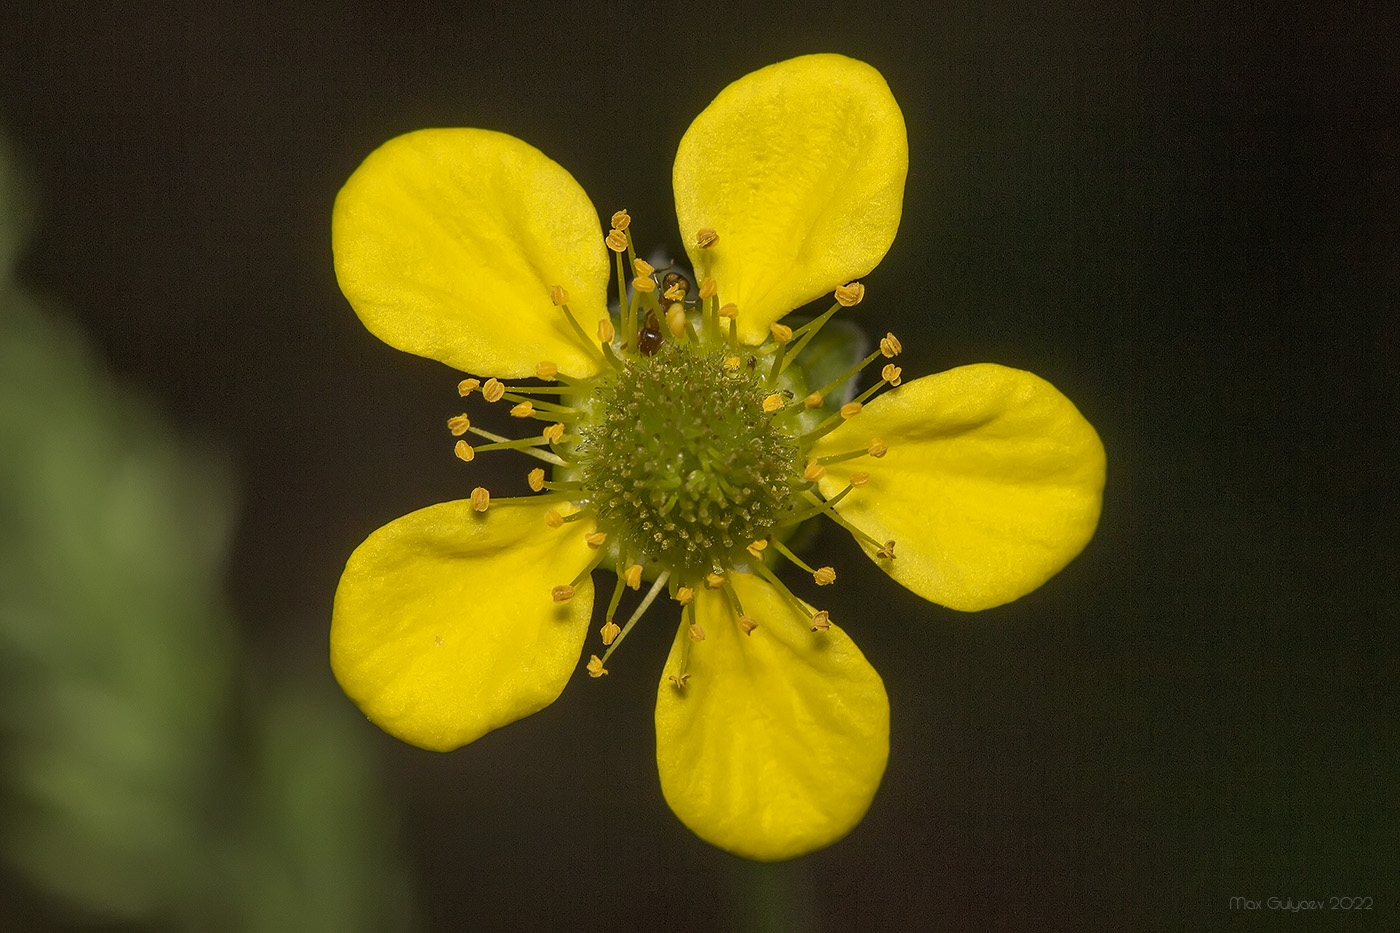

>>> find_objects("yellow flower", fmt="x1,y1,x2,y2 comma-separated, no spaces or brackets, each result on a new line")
329,54,1106,861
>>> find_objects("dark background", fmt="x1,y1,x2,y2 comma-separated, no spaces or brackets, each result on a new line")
3,0,1397,928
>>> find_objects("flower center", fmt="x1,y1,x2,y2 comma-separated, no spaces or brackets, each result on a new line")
579,342,799,577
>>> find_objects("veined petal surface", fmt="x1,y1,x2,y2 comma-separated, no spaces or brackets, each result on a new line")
331,500,596,752
655,573,888,861
674,54,907,344
813,364,1105,611
333,128,610,378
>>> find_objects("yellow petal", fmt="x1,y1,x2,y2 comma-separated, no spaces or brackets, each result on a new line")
813,364,1106,611
673,54,907,344
331,499,596,752
333,129,609,378
655,573,888,861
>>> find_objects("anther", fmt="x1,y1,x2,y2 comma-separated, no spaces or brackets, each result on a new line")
598,319,616,343
738,616,758,635
624,564,643,590
718,303,738,320
600,619,621,646
553,584,575,603
840,401,863,419
804,391,823,409
661,272,689,298
669,672,691,689
610,209,631,231
698,278,717,300
664,282,687,301
587,655,608,677
724,356,741,369
543,423,565,444
803,459,827,482
454,440,475,462
876,540,897,559
632,275,656,293
632,258,655,277
482,378,505,403
606,229,628,252
849,471,871,487
696,228,719,249
510,401,535,418
813,566,837,586
746,539,768,560
447,414,471,436
835,281,865,307
810,610,832,632
762,393,784,413
705,572,725,589
536,360,559,380
881,363,903,386
879,333,902,357
544,509,564,528
665,304,687,337
688,623,706,641
528,468,545,492
675,586,695,606
769,323,793,344
458,378,480,397
471,487,490,511
550,285,569,306
585,531,608,549
868,438,888,458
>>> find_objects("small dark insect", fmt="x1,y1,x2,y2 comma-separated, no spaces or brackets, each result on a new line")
638,308,665,356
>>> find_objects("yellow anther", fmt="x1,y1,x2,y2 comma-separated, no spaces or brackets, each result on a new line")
880,332,903,357
544,509,564,528
585,531,608,549
840,401,863,419
598,318,616,343
803,459,827,482
632,257,654,277
675,586,695,606
600,619,621,646
632,275,656,293
550,285,569,306
587,654,608,677
457,377,480,397
724,356,741,369
668,672,691,689
746,539,768,560
868,437,889,458
705,572,725,589
610,209,631,231
606,229,628,252
624,563,643,590
804,391,823,409
876,540,897,560
698,277,717,300
813,566,837,586
688,623,706,641
543,422,565,444
738,616,758,635
510,401,535,418
447,414,471,436
666,304,687,338
536,360,558,380
482,378,505,402
769,322,793,344
527,468,545,492
696,227,719,249
762,393,784,413
849,471,871,487
470,486,490,512
881,363,903,386
835,281,866,307
717,302,738,319
663,282,687,301
552,584,575,603
453,440,475,462
810,610,832,632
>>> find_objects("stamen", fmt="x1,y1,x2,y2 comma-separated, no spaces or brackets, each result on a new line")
675,586,695,606
769,322,793,344
550,286,569,306
470,487,490,511
750,558,819,622
705,572,725,589
663,282,687,302
850,471,871,487
810,610,832,632
624,563,643,590
448,414,471,436
746,539,768,560
453,440,475,462
724,356,742,369
528,468,545,492
598,319,616,343
458,378,481,397
881,363,902,386
552,584,575,603
688,623,706,641
813,566,837,586
464,426,567,467
543,423,566,444
669,672,691,689
585,531,608,549
536,361,558,380
510,401,535,418
696,228,719,249
544,509,564,528
762,393,784,413
600,618,621,646
632,274,656,294
738,616,758,635
768,535,816,573
482,378,505,403
879,333,902,358
804,392,823,409
840,401,862,419
835,281,865,307
665,303,687,339
803,459,827,482
876,540,897,560
698,278,717,300
600,571,670,664
606,229,628,252
780,303,842,374
868,437,889,458
587,655,608,677
610,209,631,231
633,257,655,277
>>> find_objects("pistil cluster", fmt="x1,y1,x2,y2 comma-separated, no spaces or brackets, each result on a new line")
446,210,904,679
